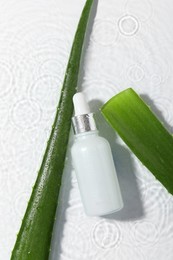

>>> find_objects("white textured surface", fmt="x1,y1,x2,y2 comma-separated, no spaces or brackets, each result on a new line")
0,0,173,259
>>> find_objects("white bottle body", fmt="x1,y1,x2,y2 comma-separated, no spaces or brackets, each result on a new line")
71,130,123,216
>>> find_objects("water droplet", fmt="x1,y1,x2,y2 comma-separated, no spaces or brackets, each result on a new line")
118,15,140,36
92,220,121,249
127,64,145,82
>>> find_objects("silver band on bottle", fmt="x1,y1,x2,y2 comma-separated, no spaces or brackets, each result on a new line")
72,113,97,134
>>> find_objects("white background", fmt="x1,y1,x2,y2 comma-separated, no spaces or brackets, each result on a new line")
0,0,173,259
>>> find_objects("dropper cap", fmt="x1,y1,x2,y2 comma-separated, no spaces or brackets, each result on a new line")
72,92,97,134
73,92,90,116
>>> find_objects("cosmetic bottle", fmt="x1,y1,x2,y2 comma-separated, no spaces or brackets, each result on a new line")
71,93,123,216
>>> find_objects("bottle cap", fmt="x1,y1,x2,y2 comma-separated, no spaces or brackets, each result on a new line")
72,93,97,134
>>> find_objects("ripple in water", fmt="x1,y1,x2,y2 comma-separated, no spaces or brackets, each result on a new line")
9,21,71,57
127,64,145,82
60,222,93,260
149,96,173,125
83,79,120,105
92,220,121,249
34,38,69,78
150,74,162,86
0,102,9,128
116,244,145,260
39,58,66,79
130,220,159,246
0,127,32,163
149,241,173,260
118,15,140,36
142,54,170,89
29,75,62,113
0,62,13,98
159,196,173,243
11,99,42,130
124,0,153,22
91,20,118,46
142,181,169,231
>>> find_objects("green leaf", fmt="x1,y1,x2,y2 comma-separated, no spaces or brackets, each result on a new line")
11,1,94,259
101,88,173,195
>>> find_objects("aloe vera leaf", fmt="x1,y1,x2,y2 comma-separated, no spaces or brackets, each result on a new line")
11,1,94,259
101,88,173,195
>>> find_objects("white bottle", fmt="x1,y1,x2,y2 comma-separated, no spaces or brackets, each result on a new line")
71,93,123,216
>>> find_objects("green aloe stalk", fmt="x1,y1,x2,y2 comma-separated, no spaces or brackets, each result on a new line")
101,88,173,195
11,1,94,259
